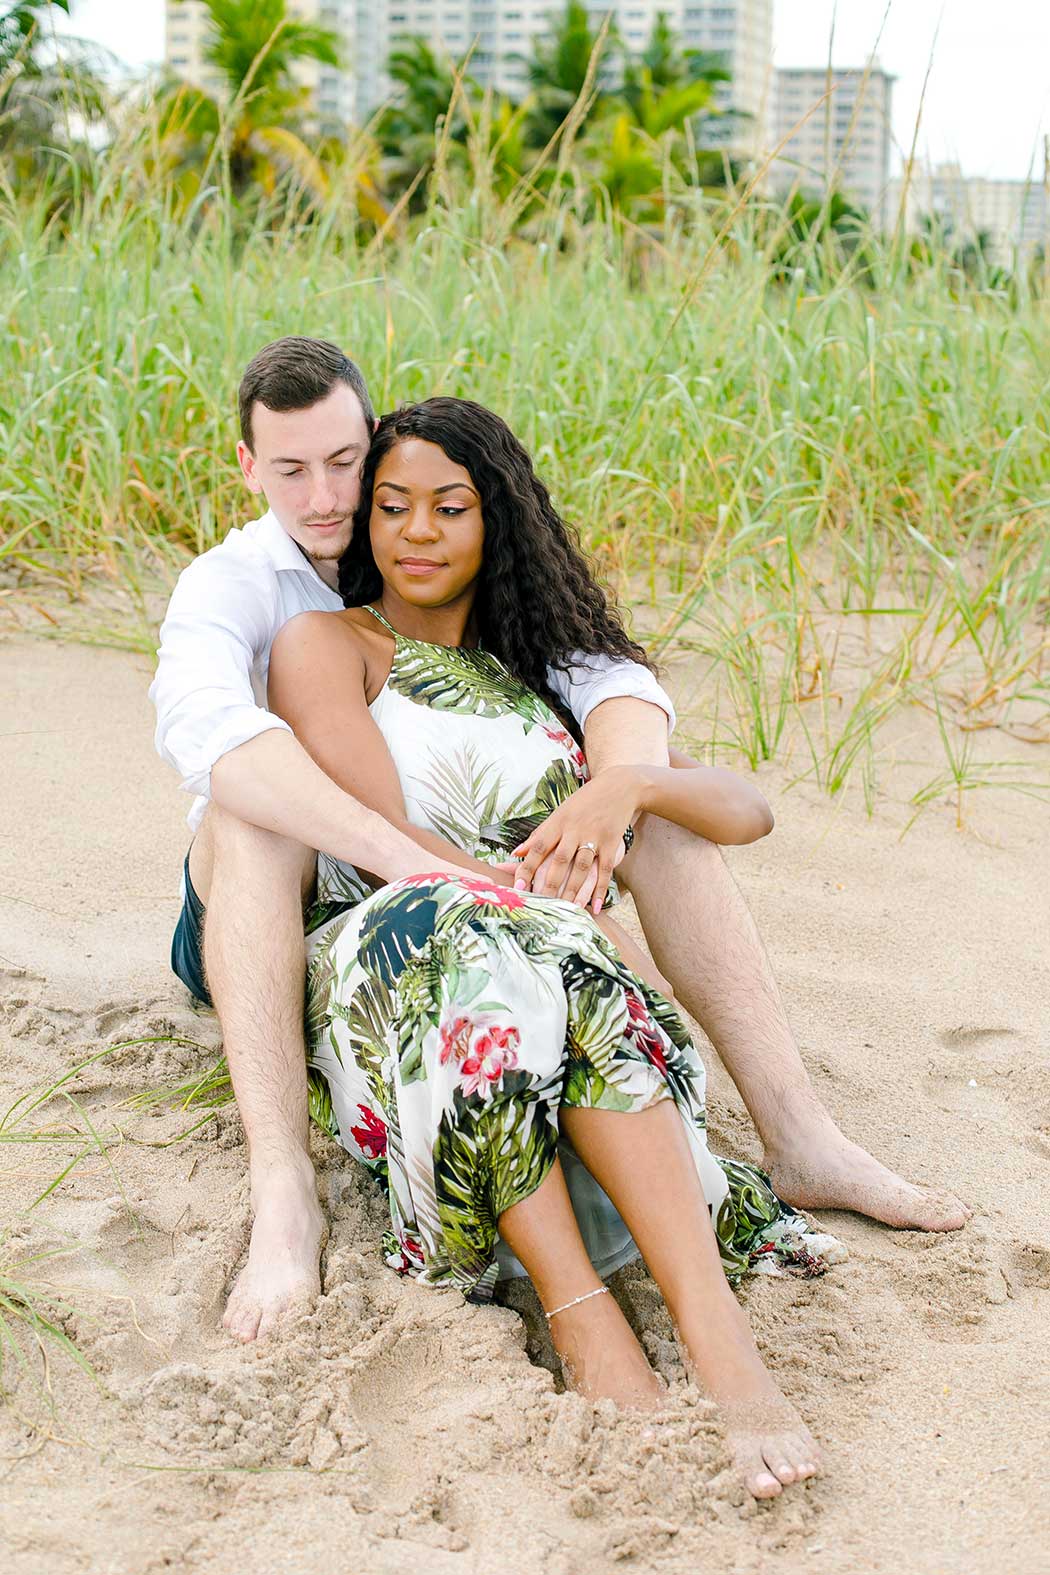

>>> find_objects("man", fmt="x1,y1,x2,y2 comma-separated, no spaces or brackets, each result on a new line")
151,337,966,1342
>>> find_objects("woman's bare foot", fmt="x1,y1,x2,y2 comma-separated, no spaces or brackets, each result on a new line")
222,1158,326,1342
549,1291,664,1410
672,1264,823,1500
765,1113,970,1232
721,1392,821,1500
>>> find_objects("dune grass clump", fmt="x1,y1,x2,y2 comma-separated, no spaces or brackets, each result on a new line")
0,1239,99,1436
1,122,1048,814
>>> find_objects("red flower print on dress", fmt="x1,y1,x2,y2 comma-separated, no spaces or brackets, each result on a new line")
387,1232,426,1275
541,723,589,780
624,991,668,1076
349,1103,388,1159
439,1013,474,1066
456,874,526,910
459,1023,521,1100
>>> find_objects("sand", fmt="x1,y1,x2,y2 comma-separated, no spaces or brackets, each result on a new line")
1,631,1049,1575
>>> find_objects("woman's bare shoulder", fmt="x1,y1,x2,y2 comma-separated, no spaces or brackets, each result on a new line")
271,608,368,667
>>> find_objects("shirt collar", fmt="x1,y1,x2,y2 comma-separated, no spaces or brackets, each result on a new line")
249,509,330,580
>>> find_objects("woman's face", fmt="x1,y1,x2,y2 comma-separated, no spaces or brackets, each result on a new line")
369,438,484,609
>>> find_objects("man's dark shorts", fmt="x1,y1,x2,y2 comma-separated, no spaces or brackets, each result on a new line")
171,852,212,1006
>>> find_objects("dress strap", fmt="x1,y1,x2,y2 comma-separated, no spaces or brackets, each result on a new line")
362,603,398,636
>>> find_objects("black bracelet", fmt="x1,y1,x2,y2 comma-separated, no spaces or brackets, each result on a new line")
622,823,635,852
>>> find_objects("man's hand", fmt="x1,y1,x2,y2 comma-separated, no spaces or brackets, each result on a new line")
510,765,647,914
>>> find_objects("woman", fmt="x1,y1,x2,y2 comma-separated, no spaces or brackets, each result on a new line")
267,397,837,1500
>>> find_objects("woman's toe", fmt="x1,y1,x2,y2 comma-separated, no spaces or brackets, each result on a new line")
736,1444,783,1499
784,1432,821,1479
761,1442,798,1485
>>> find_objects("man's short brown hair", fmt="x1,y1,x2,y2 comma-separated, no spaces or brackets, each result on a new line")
238,336,375,452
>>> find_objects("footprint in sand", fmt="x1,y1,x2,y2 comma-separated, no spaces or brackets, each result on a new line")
927,1025,1049,1136
1004,1240,1050,1294
937,1025,1022,1049
890,1223,1022,1343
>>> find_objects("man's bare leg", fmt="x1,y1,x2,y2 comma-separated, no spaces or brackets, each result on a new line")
561,1100,819,1500
190,807,325,1340
621,815,968,1231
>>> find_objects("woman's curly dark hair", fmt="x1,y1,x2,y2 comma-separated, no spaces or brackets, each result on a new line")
338,397,654,710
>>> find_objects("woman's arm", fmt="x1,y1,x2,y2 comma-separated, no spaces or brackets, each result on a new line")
633,762,774,842
511,759,773,910
267,613,517,885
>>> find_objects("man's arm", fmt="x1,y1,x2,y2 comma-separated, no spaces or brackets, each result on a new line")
545,652,676,743
582,694,671,773
209,730,468,883
150,554,464,884
150,549,298,798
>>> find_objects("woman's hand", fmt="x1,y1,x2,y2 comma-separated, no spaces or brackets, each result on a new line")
510,765,645,914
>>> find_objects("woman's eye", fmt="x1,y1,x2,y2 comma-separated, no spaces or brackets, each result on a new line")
378,503,406,514
438,505,467,516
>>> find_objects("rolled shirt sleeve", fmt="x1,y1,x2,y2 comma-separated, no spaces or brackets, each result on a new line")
148,548,292,801
545,653,676,736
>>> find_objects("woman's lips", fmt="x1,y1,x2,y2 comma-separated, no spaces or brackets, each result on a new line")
398,559,446,576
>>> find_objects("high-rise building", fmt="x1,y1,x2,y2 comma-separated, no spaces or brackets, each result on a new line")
771,61,895,225
677,1,774,161
887,160,1050,265
164,2,774,159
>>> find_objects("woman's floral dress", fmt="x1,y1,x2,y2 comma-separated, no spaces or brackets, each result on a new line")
304,607,832,1303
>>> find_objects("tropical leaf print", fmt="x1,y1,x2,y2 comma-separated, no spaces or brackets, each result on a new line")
304,908,357,1044
476,758,582,855
395,953,444,1084
432,1073,559,1290
563,1059,634,1111
307,1069,338,1139
301,628,839,1295
311,853,376,918
331,970,396,1097
355,884,442,984
412,743,517,851
563,967,631,1080
388,641,530,718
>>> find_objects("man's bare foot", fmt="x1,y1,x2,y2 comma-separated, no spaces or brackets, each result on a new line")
721,1392,822,1501
765,1115,970,1232
549,1290,664,1410
222,1159,326,1342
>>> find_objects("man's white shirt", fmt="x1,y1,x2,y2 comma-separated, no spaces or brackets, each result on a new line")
150,509,676,831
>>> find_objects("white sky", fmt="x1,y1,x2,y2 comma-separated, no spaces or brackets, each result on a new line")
55,0,1050,181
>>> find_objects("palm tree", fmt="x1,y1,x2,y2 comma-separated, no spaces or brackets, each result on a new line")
585,15,732,219
522,1,621,150
377,35,476,201
620,12,728,137
159,0,341,198
0,0,110,184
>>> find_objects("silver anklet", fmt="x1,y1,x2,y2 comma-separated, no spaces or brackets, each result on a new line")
545,1286,609,1319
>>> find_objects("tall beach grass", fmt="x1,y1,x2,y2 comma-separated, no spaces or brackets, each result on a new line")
1,131,1048,815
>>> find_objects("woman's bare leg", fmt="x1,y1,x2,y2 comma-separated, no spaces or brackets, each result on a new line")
560,1101,821,1499
498,1158,663,1410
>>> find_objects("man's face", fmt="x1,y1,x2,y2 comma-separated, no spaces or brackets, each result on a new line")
237,383,372,565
